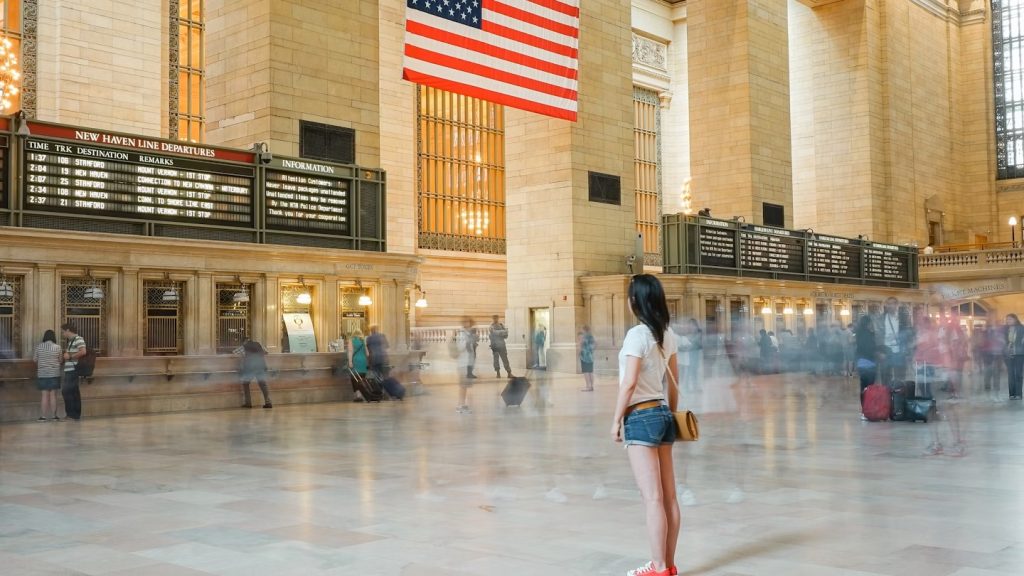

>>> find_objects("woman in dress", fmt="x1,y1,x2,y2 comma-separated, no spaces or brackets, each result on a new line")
33,330,63,421
610,274,680,576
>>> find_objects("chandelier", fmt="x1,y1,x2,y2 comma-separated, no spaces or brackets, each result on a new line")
461,209,490,236
0,36,20,111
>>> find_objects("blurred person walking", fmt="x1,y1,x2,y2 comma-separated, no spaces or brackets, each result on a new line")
876,297,910,385
33,330,63,421
578,324,596,391
366,325,391,377
533,325,547,369
456,318,477,413
982,326,1005,399
854,315,878,421
237,340,272,408
489,315,513,378
60,323,87,421
1004,313,1024,400
684,318,703,389
610,274,680,576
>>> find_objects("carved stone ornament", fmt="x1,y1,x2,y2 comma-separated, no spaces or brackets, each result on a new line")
632,34,667,73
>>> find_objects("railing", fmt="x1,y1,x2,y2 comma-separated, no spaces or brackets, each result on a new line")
411,326,490,343
924,241,1016,253
919,246,1024,270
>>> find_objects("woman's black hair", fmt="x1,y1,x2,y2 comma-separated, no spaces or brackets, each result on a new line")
1008,313,1021,326
856,314,872,332
42,330,56,344
628,274,671,350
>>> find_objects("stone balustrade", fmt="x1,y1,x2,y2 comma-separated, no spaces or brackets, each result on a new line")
919,247,1024,285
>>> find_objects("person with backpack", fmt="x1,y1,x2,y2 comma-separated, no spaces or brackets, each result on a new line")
237,340,272,408
60,323,87,420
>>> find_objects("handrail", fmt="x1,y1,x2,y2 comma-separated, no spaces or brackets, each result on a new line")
919,245,1024,269
925,241,1017,253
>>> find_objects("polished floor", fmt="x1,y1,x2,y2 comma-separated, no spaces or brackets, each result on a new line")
1,365,1023,576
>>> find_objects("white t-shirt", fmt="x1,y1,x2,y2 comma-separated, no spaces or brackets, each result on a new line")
618,324,678,404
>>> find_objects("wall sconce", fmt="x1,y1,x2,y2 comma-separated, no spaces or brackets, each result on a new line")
783,307,794,315
296,276,312,305
356,280,372,306
161,273,178,303
0,267,12,298
83,269,104,300
760,306,772,315
232,275,250,303
413,284,428,308
839,309,851,317
803,308,814,316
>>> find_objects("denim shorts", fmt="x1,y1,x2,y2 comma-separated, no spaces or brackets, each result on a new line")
623,404,675,447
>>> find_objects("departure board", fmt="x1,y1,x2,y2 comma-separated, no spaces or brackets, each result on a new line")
697,219,737,268
740,226,804,273
22,139,254,226
807,235,861,278
265,158,351,235
863,243,911,282
667,214,918,287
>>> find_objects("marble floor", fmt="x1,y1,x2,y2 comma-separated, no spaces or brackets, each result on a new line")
1,367,1024,576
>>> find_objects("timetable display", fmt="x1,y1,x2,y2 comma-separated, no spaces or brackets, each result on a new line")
265,158,351,235
740,227,804,273
697,220,737,268
864,243,911,281
807,235,861,279
22,138,255,226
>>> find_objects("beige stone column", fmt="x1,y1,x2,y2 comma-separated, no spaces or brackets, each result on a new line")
194,273,215,355
28,267,52,358
687,0,794,226
504,0,635,373
119,268,141,356
323,275,340,348
263,274,281,353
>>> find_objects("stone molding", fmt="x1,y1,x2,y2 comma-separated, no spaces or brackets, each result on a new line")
909,0,987,25
168,0,180,139
632,34,667,72
21,0,37,117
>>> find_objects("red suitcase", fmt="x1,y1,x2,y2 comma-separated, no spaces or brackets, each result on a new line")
862,383,891,422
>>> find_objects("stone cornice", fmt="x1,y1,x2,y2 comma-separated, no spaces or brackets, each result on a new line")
632,33,668,73
909,0,986,25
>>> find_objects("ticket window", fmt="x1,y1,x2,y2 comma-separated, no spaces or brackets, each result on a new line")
754,298,770,335
774,302,787,335
815,302,830,331
704,298,722,339
281,283,315,353
729,298,748,341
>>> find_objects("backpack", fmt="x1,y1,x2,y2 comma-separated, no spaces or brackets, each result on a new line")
75,348,97,378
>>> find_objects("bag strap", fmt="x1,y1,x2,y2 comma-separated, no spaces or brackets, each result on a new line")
656,345,678,390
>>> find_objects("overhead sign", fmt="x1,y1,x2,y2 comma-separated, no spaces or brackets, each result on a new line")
264,157,351,235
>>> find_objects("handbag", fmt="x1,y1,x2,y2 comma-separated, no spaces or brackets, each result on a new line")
658,347,700,442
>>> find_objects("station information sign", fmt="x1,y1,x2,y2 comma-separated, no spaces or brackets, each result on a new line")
264,157,351,235
675,215,917,286
20,123,256,226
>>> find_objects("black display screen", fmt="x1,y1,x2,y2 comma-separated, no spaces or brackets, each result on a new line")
697,221,737,268
863,243,911,282
807,236,861,278
740,226,804,273
265,161,351,235
22,139,255,226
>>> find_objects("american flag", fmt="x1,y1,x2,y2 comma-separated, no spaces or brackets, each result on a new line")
402,0,580,121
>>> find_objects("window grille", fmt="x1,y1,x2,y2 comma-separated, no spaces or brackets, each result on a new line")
0,275,22,358
994,0,1024,179
144,280,184,355
300,121,356,164
170,0,205,142
216,283,252,353
61,278,108,356
634,87,661,263
416,85,506,254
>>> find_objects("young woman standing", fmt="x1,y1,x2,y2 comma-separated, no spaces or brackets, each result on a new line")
611,274,681,576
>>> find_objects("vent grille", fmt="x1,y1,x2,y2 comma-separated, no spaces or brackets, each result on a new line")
24,215,146,235
300,121,355,164
154,225,256,243
359,181,381,239
588,172,621,205
264,233,355,250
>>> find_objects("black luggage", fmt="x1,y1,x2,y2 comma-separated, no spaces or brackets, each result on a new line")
501,376,531,407
381,376,406,400
891,381,914,421
349,368,383,402
905,397,937,423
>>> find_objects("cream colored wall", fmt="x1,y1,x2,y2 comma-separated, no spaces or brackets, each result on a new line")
414,253,508,328
661,11,690,217
206,0,381,168
36,0,164,136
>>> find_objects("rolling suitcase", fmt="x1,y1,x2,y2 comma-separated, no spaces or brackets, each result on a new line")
905,397,937,423
381,376,406,400
891,381,914,421
862,382,891,422
349,368,383,402
501,376,531,407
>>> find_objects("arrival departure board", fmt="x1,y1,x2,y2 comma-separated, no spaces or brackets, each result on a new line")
740,226,804,273
22,138,254,226
863,243,911,281
265,158,351,235
667,214,918,287
807,235,861,279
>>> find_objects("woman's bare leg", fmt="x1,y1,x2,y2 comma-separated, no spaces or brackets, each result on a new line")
628,445,668,571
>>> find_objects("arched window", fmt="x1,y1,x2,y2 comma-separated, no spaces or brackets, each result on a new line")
416,85,506,254
994,0,1024,179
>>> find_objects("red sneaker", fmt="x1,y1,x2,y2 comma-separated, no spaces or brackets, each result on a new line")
669,567,678,575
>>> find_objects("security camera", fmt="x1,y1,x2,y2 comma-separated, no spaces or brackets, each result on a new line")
626,254,636,274
259,150,273,165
